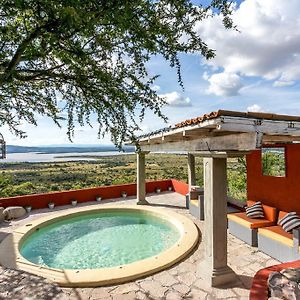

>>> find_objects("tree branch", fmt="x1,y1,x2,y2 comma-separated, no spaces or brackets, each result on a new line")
2,27,42,81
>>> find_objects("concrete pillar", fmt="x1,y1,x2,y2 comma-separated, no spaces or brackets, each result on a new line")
187,153,196,188
137,151,149,205
199,156,236,286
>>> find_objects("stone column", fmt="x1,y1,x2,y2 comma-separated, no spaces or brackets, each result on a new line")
199,156,236,286
137,151,149,205
187,153,196,188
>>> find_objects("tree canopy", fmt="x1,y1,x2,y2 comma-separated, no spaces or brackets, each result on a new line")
0,0,233,148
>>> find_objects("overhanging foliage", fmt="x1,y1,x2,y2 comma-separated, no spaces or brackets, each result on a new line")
0,0,233,147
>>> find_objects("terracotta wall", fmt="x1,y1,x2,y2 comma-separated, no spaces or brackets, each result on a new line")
0,179,188,209
171,179,189,196
246,144,300,213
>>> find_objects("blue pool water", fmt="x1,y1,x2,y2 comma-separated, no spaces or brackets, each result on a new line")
20,211,180,269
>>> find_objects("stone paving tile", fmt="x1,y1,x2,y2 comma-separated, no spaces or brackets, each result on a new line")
232,286,252,298
265,258,282,268
165,290,183,300
188,288,208,299
135,290,148,300
173,283,191,295
0,266,66,300
111,283,140,294
177,272,197,286
211,286,240,299
0,192,281,299
112,291,136,300
139,279,169,299
193,278,214,294
153,272,179,287
89,287,112,299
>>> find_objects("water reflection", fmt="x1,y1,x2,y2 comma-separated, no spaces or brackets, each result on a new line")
2,151,131,163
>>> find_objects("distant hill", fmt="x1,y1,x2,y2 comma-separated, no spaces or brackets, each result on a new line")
7,145,135,154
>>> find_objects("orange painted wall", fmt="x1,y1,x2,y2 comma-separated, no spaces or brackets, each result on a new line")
0,179,188,209
246,144,300,214
171,179,189,195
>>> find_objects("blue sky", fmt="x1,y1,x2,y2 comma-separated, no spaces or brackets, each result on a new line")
4,0,300,146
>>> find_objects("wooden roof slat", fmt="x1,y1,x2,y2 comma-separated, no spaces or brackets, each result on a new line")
175,110,300,129
217,110,300,122
216,122,300,135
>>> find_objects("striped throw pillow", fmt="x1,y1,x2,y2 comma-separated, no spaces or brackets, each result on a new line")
246,201,264,218
278,212,300,233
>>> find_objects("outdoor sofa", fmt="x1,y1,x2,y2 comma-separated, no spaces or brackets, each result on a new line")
227,200,277,247
258,210,300,262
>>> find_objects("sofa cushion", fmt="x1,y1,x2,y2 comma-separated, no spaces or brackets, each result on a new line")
246,201,264,218
278,212,300,233
228,212,275,229
258,226,293,247
278,211,288,224
247,200,277,222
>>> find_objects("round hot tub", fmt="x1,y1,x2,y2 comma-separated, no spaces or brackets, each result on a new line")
0,205,198,287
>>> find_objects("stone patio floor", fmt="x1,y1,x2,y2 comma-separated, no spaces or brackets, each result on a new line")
0,192,280,299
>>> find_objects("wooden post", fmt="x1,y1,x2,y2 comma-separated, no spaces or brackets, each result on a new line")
199,156,236,286
137,151,149,205
187,153,196,188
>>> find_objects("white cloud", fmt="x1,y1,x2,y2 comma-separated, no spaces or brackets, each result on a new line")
202,72,209,80
196,0,300,86
151,85,161,91
159,91,192,107
273,80,295,87
247,104,263,112
206,72,243,97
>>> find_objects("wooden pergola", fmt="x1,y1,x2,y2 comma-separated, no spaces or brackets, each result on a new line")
134,110,300,287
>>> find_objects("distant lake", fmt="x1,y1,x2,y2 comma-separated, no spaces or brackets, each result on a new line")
1,151,134,163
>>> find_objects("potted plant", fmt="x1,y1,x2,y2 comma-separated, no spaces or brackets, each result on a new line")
156,187,161,193
121,191,127,198
48,202,55,209
96,196,102,202
71,199,77,206
168,186,173,191
25,206,32,213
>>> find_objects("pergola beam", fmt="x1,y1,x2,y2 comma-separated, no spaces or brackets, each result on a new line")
188,151,250,158
140,132,259,152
